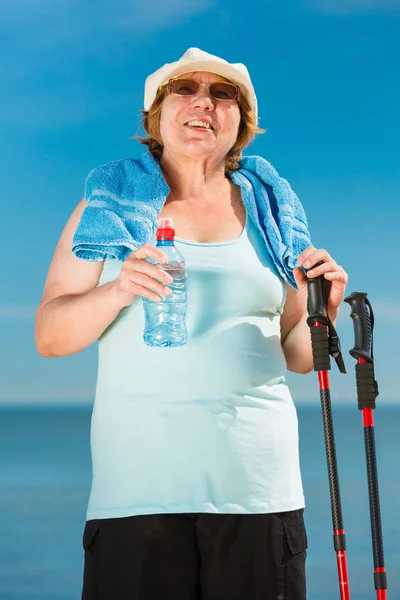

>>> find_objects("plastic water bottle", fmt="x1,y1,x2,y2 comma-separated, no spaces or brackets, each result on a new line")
143,217,188,347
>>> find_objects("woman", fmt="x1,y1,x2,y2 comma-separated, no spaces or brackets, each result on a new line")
35,48,348,600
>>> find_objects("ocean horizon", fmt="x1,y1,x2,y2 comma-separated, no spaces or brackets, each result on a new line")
1,403,399,599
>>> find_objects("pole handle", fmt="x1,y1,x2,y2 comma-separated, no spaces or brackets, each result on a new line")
344,291,373,362
306,261,329,327
306,261,346,373
345,291,379,408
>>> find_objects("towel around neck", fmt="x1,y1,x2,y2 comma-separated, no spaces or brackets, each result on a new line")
72,151,312,289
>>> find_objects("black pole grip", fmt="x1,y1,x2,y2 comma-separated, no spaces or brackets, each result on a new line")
306,261,331,371
344,292,373,362
306,261,329,327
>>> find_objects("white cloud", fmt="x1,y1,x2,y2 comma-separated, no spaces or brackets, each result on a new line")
0,305,36,319
310,0,400,14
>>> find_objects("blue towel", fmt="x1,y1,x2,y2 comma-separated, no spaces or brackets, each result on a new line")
72,151,312,289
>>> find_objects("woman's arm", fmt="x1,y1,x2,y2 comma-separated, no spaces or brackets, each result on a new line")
35,199,174,357
280,247,348,374
34,198,123,357
280,284,313,374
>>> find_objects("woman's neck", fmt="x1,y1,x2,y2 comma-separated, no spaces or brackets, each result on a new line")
160,151,230,203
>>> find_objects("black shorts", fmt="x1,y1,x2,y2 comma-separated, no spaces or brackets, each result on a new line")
81,509,307,600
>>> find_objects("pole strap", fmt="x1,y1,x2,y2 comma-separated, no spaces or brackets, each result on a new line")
321,276,346,374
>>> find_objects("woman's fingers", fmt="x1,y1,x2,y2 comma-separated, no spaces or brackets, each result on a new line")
296,246,317,267
324,267,348,285
297,247,332,269
305,261,348,285
305,260,337,278
295,247,348,314
113,243,176,306
126,244,174,285
126,258,173,285
123,283,164,303
130,244,168,264
115,274,169,304
125,271,172,297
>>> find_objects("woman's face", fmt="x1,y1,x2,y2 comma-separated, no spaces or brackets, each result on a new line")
159,71,241,164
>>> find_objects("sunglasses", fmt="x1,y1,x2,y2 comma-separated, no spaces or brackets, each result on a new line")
167,78,240,101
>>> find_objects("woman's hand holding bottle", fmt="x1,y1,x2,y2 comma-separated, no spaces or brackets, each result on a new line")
112,244,173,307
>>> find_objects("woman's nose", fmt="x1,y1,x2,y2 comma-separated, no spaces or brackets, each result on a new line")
190,89,215,111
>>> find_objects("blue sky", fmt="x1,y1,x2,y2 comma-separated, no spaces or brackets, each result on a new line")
1,0,399,403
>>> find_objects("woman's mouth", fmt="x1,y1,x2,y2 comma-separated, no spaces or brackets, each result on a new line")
185,119,214,132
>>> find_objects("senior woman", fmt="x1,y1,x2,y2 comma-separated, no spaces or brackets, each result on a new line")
35,48,348,600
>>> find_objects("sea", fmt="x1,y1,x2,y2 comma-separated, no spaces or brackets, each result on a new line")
0,404,399,600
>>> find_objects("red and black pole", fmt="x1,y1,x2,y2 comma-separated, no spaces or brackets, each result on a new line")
345,292,388,600
306,262,350,600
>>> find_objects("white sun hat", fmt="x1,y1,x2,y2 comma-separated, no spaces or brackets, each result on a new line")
144,47,258,119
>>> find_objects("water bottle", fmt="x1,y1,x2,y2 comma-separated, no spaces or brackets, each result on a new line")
143,217,188,347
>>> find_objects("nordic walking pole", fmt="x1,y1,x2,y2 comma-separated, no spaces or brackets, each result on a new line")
344,292,387,600
306,261,350,600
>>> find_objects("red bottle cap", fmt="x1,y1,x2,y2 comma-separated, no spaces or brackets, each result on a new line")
156,217,175,241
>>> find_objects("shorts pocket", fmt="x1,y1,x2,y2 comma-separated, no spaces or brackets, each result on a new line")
283,514,308,600
82,520,100,600
83,519,100,550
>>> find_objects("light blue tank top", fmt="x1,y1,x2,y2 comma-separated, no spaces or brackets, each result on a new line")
87,213,305,520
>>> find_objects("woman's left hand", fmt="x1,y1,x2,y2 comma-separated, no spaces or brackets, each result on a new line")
294,246,348,316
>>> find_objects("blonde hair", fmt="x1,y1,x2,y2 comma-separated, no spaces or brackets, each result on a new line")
137,76,265,172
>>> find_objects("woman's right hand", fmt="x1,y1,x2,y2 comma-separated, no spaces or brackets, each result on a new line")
113,244,173,307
